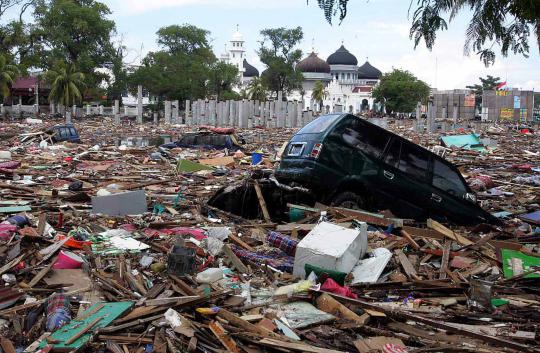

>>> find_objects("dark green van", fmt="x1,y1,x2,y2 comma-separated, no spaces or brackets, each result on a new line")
276,113,499,225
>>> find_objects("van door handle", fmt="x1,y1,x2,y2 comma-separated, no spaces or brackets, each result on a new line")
431,193,442,203
383,170,394,180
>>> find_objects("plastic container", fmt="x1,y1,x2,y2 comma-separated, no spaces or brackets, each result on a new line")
251,151,263,165
196,268,223,284
53,250,84,269
167,245,196,276
56,235,92,250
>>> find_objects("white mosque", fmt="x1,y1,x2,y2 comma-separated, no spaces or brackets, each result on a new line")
220,29,383,113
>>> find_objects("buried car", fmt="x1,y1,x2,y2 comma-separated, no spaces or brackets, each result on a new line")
275,113,500,225
160,131,244,150
45,124,81,143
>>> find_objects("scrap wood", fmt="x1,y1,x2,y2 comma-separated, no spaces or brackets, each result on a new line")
315,290,540,353
64,315,104,345
395,249,421,280
0,338,17,353
439,240,451,279
253,180,271,222
257,338,347,353
315,292,369,326
222,244,250,273
209,320,239,352
427,219,473,246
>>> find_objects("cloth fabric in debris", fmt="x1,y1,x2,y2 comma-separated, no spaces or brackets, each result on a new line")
46,293,71,331
266,231,298,256
231,245,294,273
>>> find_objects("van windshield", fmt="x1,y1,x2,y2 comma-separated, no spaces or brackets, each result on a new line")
297,114,341,134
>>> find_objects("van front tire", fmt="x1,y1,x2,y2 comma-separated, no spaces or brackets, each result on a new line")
331,191,365,210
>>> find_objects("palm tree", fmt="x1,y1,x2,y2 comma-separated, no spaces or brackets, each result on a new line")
46,62,85,112
247,77,267,101
0,55,19,101
311,80,326,112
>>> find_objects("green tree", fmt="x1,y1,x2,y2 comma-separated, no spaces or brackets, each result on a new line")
207,61,239,101
466,75,502,109
310,0,540,65
247,76,267,101
372,69,430,114
311,80,326,111
466,75,502,95
130,24,216,107
258,26,304,97
46,62,85,108
33,0,116,78
0,54,19,100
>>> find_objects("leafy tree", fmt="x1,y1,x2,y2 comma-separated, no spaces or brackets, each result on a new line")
0,54,19,99
106,46,129,103
247,76,267,101
207,61,239,101
311,0,540,65
130,24,215,107
46,61,85,108
33,0,116,77
311,80,326,111
372,69,430,114
258,26,304,97
157,24,213,57
466,75,502,95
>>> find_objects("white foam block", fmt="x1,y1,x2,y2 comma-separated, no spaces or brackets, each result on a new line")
293,221,367,278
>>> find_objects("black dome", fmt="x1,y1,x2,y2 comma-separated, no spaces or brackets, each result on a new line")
358,61,382,79
243,59,259,77
297,52,331,73
327,45,358,66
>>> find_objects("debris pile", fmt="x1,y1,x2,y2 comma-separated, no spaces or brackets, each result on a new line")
0,117,539,353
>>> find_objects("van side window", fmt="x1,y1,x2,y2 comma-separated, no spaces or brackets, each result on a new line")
433,159,467,196
398,143,429,180
69,128,77,136
59,128,69,138
341,120,389,158
384,139,401,168
384,139,429,180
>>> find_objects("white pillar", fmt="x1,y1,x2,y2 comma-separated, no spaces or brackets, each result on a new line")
0,104,4,116
153,112,158,124
164,100,171,124
296,101,303,127
124,105,128,116
173,100,179,123
238,100,244,127
276,91,284,128
137,85,143,124
65,110,72,124
98,105,104,115
114,100,120,124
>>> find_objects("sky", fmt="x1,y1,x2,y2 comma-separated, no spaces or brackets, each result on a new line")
6,0,540,90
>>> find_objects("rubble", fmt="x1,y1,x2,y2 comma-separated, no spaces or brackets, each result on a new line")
0,116,539,353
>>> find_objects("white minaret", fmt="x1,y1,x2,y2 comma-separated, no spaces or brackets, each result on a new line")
229,24,245,77
220,43,230,63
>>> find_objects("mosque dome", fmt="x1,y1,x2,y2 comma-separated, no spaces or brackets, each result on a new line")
243,59,259,77
297,52,331,73
232,31,243,41
358,61,382,79
327,45,358,66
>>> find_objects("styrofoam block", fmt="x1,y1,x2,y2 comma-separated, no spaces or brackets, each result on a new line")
293,221,367,278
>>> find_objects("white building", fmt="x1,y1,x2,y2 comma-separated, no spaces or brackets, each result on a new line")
220,29,259,88
295,45,383,113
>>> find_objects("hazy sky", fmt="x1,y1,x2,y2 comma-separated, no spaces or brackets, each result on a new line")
6,0,540,90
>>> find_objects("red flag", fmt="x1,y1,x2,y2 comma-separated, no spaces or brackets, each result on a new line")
496,81,507,90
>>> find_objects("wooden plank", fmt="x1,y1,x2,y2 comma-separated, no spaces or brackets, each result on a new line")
395,249,420,280
0,338,17,353
253,181,271,222
222,244,249,273
27,256,57,288
402,225,445,241
439,240,452,280
427,219,473,246
315,293,369,326
229,234,254,252
0,253,27,276
333,207,403,227
169,275,198,296
400,230,420,250
64,316,103,345
209,320,239,352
